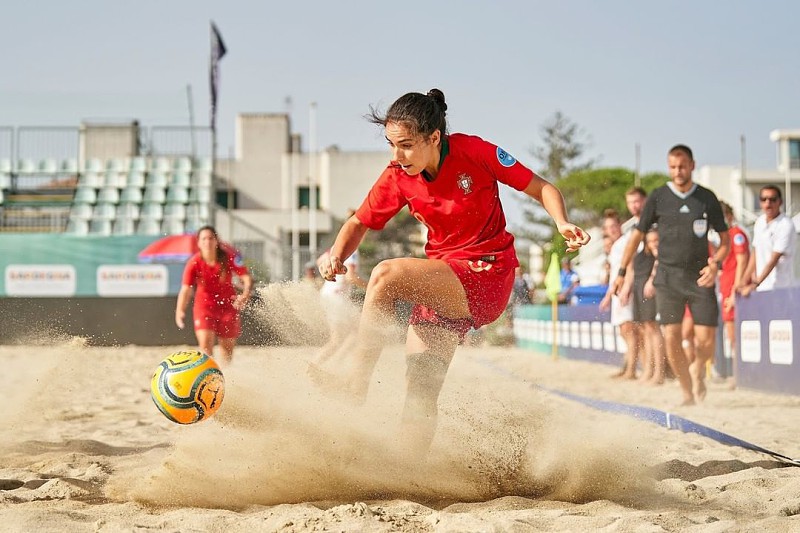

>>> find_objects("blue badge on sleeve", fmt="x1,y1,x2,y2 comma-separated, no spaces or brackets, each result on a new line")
496,147,517,167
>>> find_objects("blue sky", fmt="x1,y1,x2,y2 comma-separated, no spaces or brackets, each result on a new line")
2,1,797,212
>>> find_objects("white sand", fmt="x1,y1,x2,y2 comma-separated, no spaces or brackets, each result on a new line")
2,332,800,532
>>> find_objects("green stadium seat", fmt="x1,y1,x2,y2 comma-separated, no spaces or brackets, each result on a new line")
136,219,162,236
119,186,143,204
174,157,192,173
73,186,97,205
150,157,171,173
82,158,104,173
78,172,104,188
171,171,191,188
143,186,166,204
97,187,120,205
69,203,93,220
164,203,186,220
140,202,163,221
186,203,210,221
103,171,126,188
112,218,136,236
106,158,126,172
15,159,36,174
129,157,147,172
61,159,78,174
145,171,169,188
166,186,189,204
191,170,212,187
161,219,185,235
189,186,211,204
89,219,113,235
92,202,117,221
117,203,140,220
126,171,146,188
196,157,212,172
65,218,89,235
39,159,58,174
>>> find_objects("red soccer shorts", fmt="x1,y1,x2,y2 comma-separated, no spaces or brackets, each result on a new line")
409,255,515,340
193,305,241,338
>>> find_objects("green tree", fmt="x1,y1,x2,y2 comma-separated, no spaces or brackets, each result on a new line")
556,168,668,226
531,111,598,181
519,111,597,240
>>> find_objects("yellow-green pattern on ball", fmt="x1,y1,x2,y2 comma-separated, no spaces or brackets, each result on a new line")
150,350,225,424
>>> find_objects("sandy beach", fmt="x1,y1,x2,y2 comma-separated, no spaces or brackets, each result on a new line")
2,326,800,531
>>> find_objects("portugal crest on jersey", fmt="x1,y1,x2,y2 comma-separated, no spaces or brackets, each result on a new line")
457,173,473,194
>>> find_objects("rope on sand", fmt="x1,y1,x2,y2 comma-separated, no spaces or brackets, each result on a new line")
476,357,800,467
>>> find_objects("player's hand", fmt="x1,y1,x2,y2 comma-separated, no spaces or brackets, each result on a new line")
738,283,754,297
697,259,717,288
599,294,611,312
644,279,656,299
175,309,185,329
723,295,735,313
557,223,590,252
611,274,625,296
232,294,248,310
317,251,347,282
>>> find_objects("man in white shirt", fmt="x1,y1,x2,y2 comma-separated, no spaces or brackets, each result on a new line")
740,185,796,294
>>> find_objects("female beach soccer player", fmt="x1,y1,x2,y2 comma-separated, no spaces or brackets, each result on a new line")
175,225,252,366
314,88,590,455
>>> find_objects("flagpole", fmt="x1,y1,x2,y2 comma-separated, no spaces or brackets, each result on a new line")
209,21,227,231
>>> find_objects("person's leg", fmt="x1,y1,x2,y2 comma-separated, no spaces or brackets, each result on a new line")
619,321,637,379
400,323,460,458
217,337,236,366
681,310,696,364
662,323,693,405
195,329,216,359
633,321,652,381
345,257,471,399
690,325,717,402
645,321,666,384
724,319,737,388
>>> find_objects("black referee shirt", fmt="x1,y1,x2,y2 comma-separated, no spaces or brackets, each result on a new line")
636,182,727,274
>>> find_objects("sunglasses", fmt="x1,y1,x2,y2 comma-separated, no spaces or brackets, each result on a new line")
760,196,779,203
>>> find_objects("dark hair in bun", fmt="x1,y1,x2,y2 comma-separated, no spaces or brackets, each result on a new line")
367,88,448,138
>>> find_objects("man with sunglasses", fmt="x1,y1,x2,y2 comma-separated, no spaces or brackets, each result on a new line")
739,185,796,295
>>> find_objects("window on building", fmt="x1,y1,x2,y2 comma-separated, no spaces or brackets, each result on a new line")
298,186,320,209
790,140,800,169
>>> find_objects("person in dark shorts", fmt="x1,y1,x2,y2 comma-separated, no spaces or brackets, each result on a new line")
633,225,666,384
612,145,729,405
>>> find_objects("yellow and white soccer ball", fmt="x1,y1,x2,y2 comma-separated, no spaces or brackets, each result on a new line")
150,350,225,424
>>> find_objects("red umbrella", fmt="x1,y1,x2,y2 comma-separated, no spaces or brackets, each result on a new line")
137,233,239,263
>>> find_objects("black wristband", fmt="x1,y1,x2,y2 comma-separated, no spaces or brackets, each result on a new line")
618,267,627,277
716,261,723,271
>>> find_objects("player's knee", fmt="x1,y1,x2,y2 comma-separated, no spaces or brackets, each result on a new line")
367,260,399,293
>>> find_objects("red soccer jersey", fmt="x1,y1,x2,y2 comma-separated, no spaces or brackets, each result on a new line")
719,225,749,295
355,133,533,261
182,252,249,312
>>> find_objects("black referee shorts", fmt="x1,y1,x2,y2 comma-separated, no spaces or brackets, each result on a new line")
632,280,658,323
653,265,719,326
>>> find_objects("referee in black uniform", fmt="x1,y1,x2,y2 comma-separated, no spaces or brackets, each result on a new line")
613,145,729,405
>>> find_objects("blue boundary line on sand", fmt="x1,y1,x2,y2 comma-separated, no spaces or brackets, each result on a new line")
475,357,800,467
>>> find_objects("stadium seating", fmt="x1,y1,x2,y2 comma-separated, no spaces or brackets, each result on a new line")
1,155,213,236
